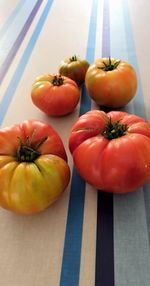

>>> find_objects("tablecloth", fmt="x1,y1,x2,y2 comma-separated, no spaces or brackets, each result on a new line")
0,0,150,285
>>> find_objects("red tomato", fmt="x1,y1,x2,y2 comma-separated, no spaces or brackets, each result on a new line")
85,58,137,108
69,110,150,193
31,74,80,116
59,55,89,86
0,120,70,214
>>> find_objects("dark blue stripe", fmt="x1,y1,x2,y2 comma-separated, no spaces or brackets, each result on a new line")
59,0,98,285
0,0,43,84
0,0,54,125
96,192,114,286
0,0,24,39
95,0,114,286
122,0,150,246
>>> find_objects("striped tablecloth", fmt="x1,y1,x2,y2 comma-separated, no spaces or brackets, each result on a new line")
0,0,150,285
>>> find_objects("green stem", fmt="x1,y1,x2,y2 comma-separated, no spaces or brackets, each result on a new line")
69,55,78,62
102,118,127,139
99,57,121,71
17,136,47,162
52,75,64,86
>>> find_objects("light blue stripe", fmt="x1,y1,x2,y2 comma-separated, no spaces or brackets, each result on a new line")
0,0,54,125
110,0,150,285
59,0,98,285
0,0,39,66
0,0,24,39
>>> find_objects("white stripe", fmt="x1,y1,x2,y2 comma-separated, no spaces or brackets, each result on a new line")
0,0,20,29
0,0,46,103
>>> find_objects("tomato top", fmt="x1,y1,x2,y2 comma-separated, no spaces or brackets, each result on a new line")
32,74,78,90
0,120,68,162
69,110,150,154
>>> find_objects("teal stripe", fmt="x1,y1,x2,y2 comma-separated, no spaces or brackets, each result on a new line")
59,0,98,285
0,0,54,125
0,0,24,39
0,0,39,66
109,0,134,114
109,0,150,285
122,0,146,118
121,0,150,247
122,0,150,246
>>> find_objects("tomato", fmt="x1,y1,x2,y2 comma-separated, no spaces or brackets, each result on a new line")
0,120,70,214
85,58,137,108
59,55,89,86
31,74,80,116
69,110,150,194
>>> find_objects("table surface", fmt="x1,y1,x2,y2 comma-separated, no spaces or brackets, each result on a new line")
0,0,150,285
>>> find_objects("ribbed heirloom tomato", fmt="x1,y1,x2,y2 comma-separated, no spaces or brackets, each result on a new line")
59,55,89,86
85,58,137,108
31,74,80,116
0,120,70,214
69,110,150,193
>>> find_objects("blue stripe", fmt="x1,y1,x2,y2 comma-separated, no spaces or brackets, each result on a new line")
59,0,98,285
0,0,24,39
0,0,54,125
0,0,43,84
95,0,114,285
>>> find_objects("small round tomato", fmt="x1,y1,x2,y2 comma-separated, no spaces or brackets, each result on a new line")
0,120,70,215
31,74,80,116
69,110,150,194
59,55,89,86
85,58,137,108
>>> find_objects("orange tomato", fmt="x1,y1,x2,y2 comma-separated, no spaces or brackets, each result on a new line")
31,74,80,116
85,58,137,108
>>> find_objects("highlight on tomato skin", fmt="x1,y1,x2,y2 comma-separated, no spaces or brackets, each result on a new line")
0,119,70,215
31,73,80,117
85,57,137,108
69,110,150,194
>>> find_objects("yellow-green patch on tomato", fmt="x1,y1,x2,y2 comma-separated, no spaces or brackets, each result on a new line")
0,120,70,215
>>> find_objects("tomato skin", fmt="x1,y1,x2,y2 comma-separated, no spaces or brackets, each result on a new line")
85,58,137,108
31,74,80,116
59,56,89,86
69,110,150,194
0,120,70,214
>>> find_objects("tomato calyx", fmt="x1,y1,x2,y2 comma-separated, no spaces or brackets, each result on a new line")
69,55,78,62
17,136,47,162
102,118,127,139
52,75,64,86
99,57,121,71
